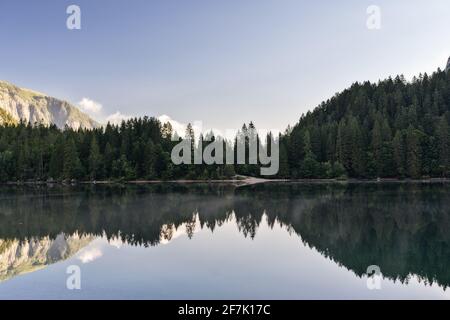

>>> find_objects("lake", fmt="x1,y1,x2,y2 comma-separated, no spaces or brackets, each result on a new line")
0,182,449,299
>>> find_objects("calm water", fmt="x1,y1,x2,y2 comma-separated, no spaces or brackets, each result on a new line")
0,182,449,299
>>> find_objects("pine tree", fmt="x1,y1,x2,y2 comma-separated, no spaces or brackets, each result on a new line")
103,142,114,178
372,117,383,176
88,136,101,180
288,129,304,177
278,140,290,178
161,122,173,139
348,117,366,177
301,130,319,178
49,135,65,180
392,131,405,177
437,116,450,176
63,137,83,180
405,126,421,178
336,120,348,170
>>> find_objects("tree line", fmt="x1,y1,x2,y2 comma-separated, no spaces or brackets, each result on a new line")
0,69,450,181
0,118,239,182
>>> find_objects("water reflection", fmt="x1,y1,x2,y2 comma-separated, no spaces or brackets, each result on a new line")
0,182,450,292
0,233,93,282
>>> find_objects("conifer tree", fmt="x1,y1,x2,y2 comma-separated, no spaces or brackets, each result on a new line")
89,136,102,180
63,137,83,179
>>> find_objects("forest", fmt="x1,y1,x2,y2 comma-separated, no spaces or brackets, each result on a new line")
0,68,450,182
279,68,450,179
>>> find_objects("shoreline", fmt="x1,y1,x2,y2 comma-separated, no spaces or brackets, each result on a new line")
4,176,450,186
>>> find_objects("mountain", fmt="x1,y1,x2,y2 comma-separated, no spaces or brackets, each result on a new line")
0,80,98,129
446,57,450,72
0,108,17,126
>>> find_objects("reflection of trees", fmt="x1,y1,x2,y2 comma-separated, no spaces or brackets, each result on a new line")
0,184,236,246
1,183,450,288
289,183,450,289
236,183,450,289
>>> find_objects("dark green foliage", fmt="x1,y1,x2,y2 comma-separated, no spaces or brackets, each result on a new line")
63,137,83,179
88,136,102,180
0,117,227,182
280,69,450,178
1,70,449,181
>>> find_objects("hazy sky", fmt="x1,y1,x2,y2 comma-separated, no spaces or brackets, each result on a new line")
1,0,450,133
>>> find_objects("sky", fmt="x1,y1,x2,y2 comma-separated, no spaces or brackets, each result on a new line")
1,0,450,134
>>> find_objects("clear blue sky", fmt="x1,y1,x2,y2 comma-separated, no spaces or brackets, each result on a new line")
1,0,450,131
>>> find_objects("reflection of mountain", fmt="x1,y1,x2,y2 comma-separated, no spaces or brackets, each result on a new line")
0,183,450,288
0,233,93,282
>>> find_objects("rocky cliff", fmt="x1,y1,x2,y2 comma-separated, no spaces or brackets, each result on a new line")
0,80,98,129
0,108,17,126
